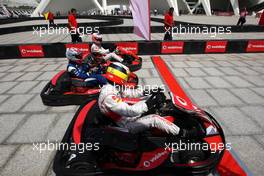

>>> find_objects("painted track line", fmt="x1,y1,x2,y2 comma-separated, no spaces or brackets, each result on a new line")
151,56,251,176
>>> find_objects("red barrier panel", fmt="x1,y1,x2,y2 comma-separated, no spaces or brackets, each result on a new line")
65,43,90,55
161,41,184,54
205,41,228,53
19,45,44,58
246,40,264,52
1,39,264,59
116,42,138,54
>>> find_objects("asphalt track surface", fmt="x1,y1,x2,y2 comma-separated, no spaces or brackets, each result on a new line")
0,53,264,175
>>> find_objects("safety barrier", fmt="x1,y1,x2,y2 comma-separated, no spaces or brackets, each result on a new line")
0,39,264,59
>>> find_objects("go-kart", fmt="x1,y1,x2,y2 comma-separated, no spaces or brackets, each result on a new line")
110,46,142,72
40,70,139,106
53,91,225,176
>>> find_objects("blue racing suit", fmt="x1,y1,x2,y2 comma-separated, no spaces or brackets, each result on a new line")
67,61,107,87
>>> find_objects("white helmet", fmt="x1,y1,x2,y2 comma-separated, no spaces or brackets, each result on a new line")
92,33,102,45
66,48,82,62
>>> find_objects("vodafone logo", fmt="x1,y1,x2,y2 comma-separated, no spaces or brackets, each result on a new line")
207,45,225,49
248,44,264,49
21,49,42,54
116,42,138,54
65,43,90,54
123,47,137,51
143,150,168,168
163,45,183,50
205,41,227,53
161,42,184,54
175,96,187,106
247,40,264,52
79,48,89,52
19,45,44,58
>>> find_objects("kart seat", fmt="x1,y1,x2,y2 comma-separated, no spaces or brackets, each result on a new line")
52,71,71,93
81,103,138,151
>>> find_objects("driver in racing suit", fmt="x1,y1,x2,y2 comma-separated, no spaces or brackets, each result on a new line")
66,48,107,87
90,33,124,62
98,62,198,137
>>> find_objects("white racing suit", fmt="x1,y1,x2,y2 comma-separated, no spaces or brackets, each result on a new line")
98,84,180,135
91,43,123,62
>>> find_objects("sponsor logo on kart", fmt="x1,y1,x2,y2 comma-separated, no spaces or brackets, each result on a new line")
246,40,264,52
143,150,168,168
161,41,184,54
19,45,44,58
116,42,138,54
65,43,90,55
205,41,227,53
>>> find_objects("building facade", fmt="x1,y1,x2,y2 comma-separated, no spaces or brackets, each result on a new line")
32,0,264,17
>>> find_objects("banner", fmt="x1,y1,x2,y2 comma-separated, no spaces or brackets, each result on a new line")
116,42,138,54
205,41,228,53
130,0,151,40
161,41,184,54
65,43,90,55
19,45,44,58
246,40,264,52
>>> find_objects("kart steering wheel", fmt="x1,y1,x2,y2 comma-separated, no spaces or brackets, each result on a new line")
147,90,167,113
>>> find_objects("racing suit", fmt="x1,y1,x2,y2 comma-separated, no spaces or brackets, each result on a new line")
98,84,180,135
91,43,123,62
67,57,107,87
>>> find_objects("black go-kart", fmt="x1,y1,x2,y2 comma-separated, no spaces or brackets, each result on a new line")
53,91,225,176
40,70,139,106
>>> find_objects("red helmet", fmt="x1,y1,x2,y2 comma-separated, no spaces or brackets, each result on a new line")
92,33,102,45
105,62,130,86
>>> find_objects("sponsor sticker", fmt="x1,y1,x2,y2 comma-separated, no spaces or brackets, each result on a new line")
161,41,184,54
116,42,138,54
19,45,44,58
246,40,264,52
205,41,227,53
143,150,168,168
65,43,90,55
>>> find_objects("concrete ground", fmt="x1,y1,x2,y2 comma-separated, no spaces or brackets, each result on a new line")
154,15,260,25
0,14,263,45
0,53,264,176
0,18,163,29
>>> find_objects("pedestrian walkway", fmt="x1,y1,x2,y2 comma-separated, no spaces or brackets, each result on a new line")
0,53,264,175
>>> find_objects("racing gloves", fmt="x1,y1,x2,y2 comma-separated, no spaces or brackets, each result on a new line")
145,92,166,111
